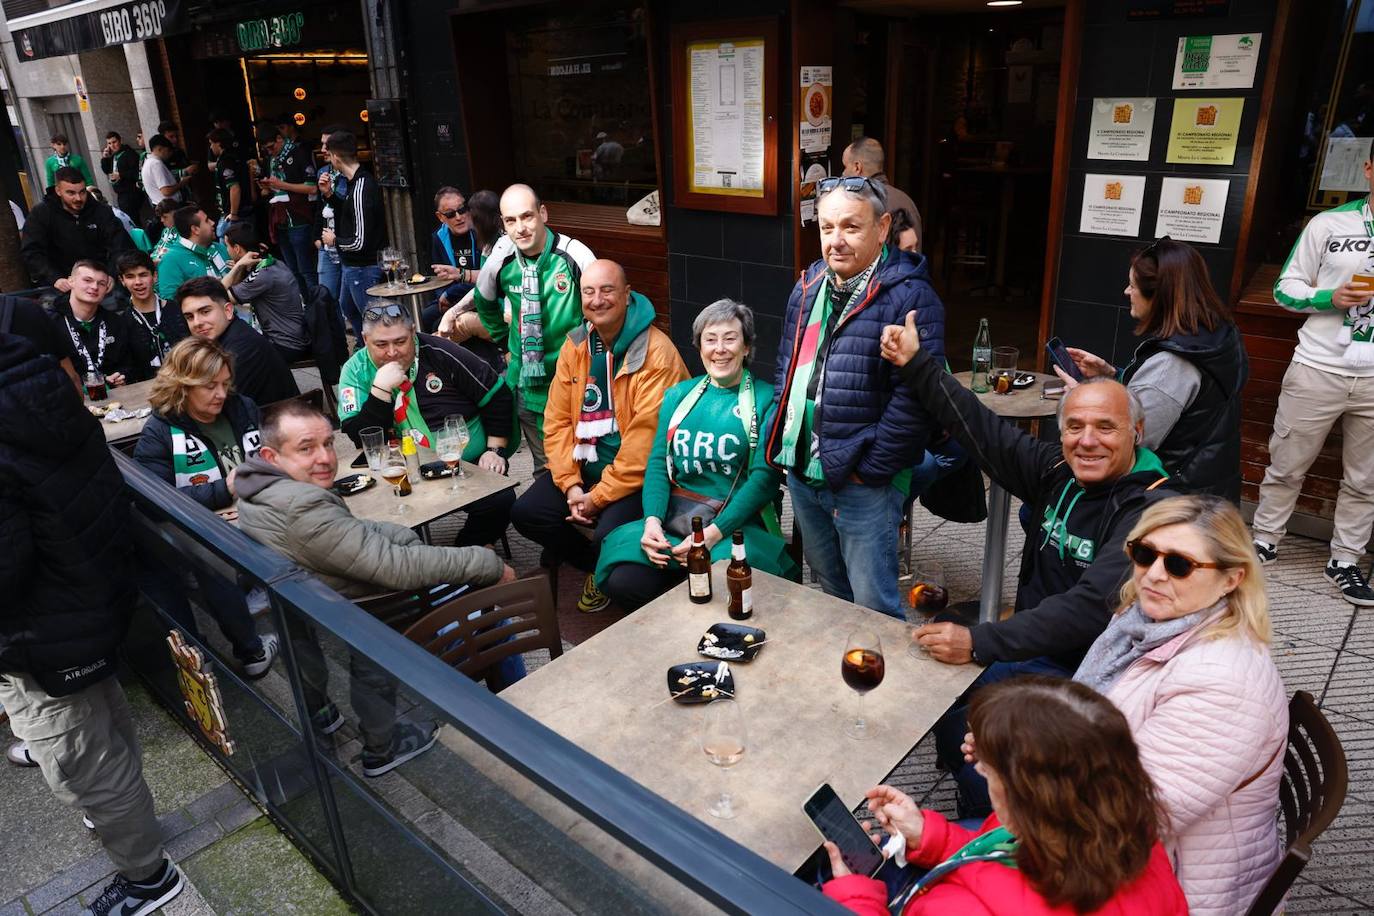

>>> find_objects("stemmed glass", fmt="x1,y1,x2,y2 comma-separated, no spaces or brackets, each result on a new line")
700,698,747,819
381,444,410,515
444,415,470,479
903,559,947,659
436,426,463,493
841,628,885,740
379,247,400,289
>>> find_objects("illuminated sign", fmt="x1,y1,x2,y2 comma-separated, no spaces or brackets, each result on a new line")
236,12,305,53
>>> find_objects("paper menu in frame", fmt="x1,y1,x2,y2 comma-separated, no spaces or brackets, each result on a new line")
1165,97,1244,165
1080,174,1147,237
1172,33,1262,90
1087,98,1157,161
1155,177,1230,244
688,39,767,196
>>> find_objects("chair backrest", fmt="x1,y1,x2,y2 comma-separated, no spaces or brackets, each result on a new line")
401,576,562,685
355,580,471,632
1244,690,1348,916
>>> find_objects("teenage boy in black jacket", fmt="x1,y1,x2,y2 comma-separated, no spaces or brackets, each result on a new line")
175,276,299,406
880,311,1175,815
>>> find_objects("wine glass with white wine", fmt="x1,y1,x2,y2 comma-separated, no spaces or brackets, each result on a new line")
700,698,747,819
444,415,471,479
436,427,463,493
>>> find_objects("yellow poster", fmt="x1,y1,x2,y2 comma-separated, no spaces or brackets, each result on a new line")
1166,97,1244,165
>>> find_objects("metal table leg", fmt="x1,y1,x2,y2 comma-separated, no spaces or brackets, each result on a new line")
979,482,1012,624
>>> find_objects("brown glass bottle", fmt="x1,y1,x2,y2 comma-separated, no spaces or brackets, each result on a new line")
726,531,752,620
687,516,712,604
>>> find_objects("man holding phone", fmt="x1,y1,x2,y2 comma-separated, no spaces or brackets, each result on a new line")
1252,154,1374,605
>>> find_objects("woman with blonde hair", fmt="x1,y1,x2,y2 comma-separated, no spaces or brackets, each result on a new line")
1073,494,1287,915
133,336,277,678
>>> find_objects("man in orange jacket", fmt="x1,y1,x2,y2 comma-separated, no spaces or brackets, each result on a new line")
511,259,688,612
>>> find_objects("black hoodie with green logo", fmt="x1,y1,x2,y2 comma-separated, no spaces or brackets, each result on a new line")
898,349,1176,670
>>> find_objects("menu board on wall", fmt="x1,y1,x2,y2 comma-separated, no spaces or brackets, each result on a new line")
1156,177,1230,243
1172,33,1262,90
366,98,410,190
1166,97,1244,165
800,66,832,154
1087,98,1157,161
687,39,767,196
1080,174,1147,237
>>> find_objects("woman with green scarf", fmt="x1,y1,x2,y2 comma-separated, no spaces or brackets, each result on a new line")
596,299,798,610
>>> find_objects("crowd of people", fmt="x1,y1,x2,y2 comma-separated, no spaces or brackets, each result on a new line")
0,124,1341,916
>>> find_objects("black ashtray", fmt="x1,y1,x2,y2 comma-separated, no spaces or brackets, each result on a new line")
1012,371,1036,389
666,661,735,704
420,460,457,479
333,474,375,496
697,623,766,662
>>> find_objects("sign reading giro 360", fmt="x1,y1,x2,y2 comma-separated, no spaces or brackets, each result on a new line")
15,0,186,62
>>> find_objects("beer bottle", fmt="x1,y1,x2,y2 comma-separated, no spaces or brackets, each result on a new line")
687,516,712,604
971,318,992,393
726,530,752,620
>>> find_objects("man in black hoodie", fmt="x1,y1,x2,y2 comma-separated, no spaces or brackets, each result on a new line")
0,332,185,914
881,312,1174,815
20,167,133,290
176,276,299,406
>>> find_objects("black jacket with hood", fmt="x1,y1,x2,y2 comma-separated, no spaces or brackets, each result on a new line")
898,348,1176,670
0,333,135,693
20,192,134,287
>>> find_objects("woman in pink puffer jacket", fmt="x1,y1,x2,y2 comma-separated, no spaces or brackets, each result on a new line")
1075,495,1288,916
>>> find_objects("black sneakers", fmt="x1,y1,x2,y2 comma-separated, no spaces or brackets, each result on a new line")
86,858,183,915
1325,560,1374,607
360,722,439,778
310,702,345,736
1253,540,1278,566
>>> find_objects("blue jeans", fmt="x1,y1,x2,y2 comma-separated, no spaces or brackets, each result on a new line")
317,246,342,304
788,475,903,617
339,265,383,346
933,655,1077,818
277,223,318,293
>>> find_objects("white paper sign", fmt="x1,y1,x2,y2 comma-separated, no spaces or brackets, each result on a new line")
1087,98,1156,161
1080,174,1146,237
1173,33,1262,90
1155,178,1230,244
1319,137,1373,192
800,65,832,154
689,41,766,193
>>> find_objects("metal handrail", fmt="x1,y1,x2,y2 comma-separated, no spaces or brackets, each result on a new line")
115,452,845,914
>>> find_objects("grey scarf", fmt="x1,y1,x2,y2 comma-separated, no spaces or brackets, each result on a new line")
1074,599,1224,694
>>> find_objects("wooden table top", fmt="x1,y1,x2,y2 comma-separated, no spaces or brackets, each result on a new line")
953,370,1060,420
367,276,451,298
95,377,157,443
331,432,516,525
500,564,981,872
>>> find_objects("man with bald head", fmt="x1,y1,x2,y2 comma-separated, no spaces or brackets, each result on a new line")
881,314,1175,816
843,137,923,252
510,258,688,612
472,183,595,473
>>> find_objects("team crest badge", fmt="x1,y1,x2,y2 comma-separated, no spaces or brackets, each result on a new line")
425,372,443,393
555,272,570,293
582,381,604,411
189,473,210,485
732,404,744,419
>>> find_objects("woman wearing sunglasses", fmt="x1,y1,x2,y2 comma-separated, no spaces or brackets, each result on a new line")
1051,238,1248,502
1072,494,1287,916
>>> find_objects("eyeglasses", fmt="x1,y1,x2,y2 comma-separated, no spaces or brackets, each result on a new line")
1126,540,1227,578
816,175,888,206
363,303,406,322
440,205,469,219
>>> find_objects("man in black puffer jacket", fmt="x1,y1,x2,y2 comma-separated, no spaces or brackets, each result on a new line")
0,333,185,913
765,176,945,618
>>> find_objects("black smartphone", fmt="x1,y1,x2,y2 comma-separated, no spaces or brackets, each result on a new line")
803,783,885,878
1045,336,1083,381
350,452,368,469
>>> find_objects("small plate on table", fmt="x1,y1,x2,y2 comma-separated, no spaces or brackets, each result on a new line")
666,661,735,704
333,474,375,496
698,623,766,662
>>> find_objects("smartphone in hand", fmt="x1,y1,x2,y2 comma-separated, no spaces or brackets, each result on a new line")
1045,336,1083,382
804,783,886,878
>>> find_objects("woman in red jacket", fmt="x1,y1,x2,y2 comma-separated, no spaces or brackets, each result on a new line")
823,677,1188,915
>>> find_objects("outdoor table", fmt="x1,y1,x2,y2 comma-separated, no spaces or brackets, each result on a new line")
952,371,1058,623
331,432,516,540
366,276,451,327
500,563,981,873
94,377,157,444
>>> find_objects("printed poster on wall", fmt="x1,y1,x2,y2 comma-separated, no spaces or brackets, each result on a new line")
1319,137,1373,192
1087,98,1156,161
1155,177,1230,244
1172,33,1262,90
1080,174,1147,237
800,66,832,154
1166,97,1244,165
687,39,767,196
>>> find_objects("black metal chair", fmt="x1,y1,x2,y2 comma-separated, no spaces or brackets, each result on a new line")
1244,690,1349,915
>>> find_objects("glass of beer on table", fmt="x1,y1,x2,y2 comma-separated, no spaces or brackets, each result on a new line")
381,444,411,514
841,628,885,740
84,369,108,402
991,346,1019,395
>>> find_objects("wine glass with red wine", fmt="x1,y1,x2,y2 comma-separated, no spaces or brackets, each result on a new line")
904,559,948,659
841,628,884,740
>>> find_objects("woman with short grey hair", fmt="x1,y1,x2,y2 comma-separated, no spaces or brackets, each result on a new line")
595,299,798,610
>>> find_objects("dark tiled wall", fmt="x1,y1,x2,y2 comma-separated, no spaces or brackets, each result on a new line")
1051,0,1277,367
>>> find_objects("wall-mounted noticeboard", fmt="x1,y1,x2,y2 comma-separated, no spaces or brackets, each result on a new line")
670,18,779,216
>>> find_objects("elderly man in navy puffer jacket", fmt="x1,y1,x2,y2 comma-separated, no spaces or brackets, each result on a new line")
765,176,945,617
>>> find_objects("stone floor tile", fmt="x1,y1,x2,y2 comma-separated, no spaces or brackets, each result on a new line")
182,780,240,825
0,901,26,916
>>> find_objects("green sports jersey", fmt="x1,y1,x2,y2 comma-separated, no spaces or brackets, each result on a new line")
472,229,594,415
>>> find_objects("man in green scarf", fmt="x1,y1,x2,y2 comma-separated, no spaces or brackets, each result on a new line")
472,184,595,475
157,205,231,302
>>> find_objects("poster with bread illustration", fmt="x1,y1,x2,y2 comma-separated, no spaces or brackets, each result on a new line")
1081,174,1145,236
1087,98,1156,161
1166,97,1243,165
1155,177,1229,244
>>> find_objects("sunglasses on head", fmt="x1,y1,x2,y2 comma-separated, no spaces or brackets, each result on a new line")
363,303,406,322
816,175,888,205
440,204,470,219
1126,539,1226,578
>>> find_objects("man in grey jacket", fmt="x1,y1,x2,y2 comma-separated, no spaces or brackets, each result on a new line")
235,399,515,776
